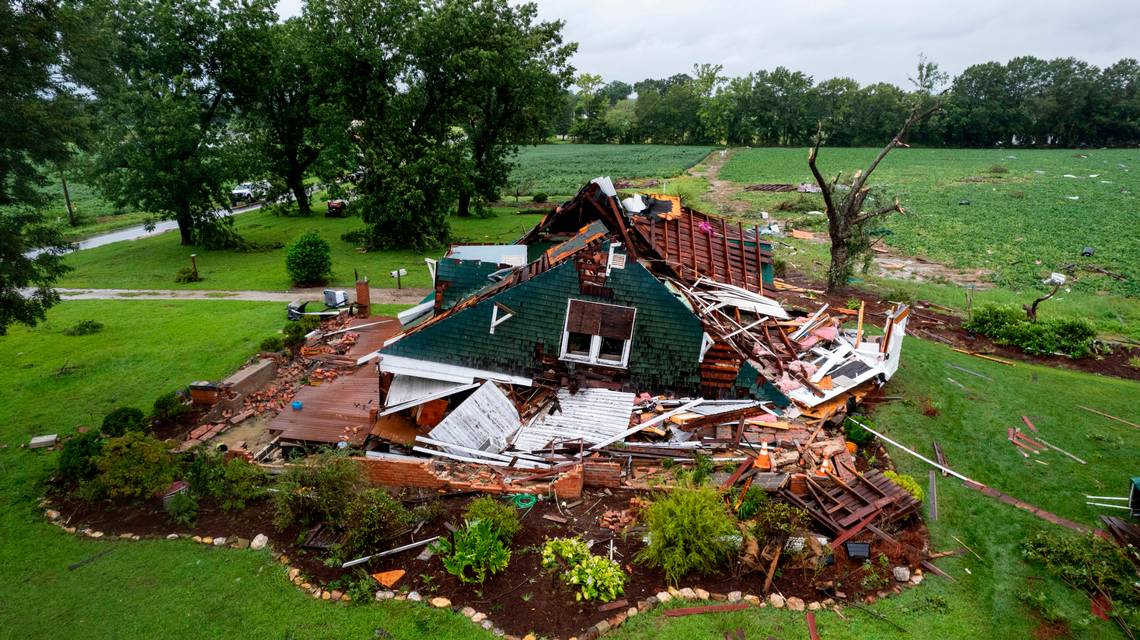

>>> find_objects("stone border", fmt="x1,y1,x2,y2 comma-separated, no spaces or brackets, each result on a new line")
41,504,926,639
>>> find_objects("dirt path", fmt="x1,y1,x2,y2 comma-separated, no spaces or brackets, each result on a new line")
688,148,995,288
52,287,431,304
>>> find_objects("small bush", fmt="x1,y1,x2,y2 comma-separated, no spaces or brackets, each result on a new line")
753,499,808,539
883,286,916,304
272,451,364,531
63,319,104,336
845,298,861,310
165,491,199,526
734,486,768,521
844,416,875,447
174,266,203,283
532,192,548,203
57,431,104,485
883,470,923,501
541,536,591,570
219,458,269,511
101,407,146,437
86,432,178,501
285,231,332,286
565,554,626,602
463,496,521,542
151,390,189,424
282,322,308,350
340,228,369,246
635,486,738,585
1022,529,1140,616
987,164,1010,174
965,305,1096,358
260,335,284,352
340,488,413,558
432,519,511,585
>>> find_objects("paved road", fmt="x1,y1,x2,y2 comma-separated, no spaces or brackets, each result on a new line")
52,287,432,304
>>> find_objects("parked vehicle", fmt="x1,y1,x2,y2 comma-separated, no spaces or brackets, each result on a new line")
230,181,271,207
326,199,348,217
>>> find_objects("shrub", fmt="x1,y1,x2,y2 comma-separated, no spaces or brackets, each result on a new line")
151,390,189,424
57,431,104,485
340,488,413,558
174,266,203,283
431,519,511,584
531,192,548,203
63,319,104,336
883,470,923,501
734,486,768,521
282,322,308,350
987,164,1010,174
260,335,284,352
541,537,591,570
542,536,626,602
285,231,332,286
965,305,1096,358
844,416,875,447
165,491,199,526
565,554,626,602
753,499,808,539
101,407,146,437
219,458,269,511
340,228,369,246
635,486,738,585
463,496,521,542
272,451,364,531
87,432,178,501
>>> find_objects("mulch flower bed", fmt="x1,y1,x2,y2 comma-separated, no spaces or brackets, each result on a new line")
47,481,930,639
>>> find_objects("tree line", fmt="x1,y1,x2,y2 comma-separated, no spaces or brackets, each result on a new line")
563,57,1140,148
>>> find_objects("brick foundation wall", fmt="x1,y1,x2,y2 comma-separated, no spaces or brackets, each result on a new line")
356,455,448,491
582,460,622,489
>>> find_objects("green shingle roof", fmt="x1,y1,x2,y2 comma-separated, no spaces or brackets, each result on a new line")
435,258,502,311
384,251,708,394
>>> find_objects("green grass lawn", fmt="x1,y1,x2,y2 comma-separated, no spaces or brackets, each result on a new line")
0,300,488,639
719,148,1140,296
2,301,1136,639
58,207,544,291
511,144,715,195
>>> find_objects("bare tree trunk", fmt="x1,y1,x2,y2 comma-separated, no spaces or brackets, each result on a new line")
456,190,472,218
808,102,941,293
289,176,310,214
60,167,77,227
177,206,194,246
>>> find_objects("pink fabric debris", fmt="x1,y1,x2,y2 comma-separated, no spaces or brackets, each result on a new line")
776,372,802,392
811,325,838,341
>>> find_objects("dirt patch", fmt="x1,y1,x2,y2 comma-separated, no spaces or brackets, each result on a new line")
689,148,752,215
775,272,1140,382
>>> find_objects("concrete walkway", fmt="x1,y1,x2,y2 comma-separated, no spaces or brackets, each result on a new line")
53,287,431,305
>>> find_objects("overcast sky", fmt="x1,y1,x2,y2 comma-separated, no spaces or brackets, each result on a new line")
275,0,1140,88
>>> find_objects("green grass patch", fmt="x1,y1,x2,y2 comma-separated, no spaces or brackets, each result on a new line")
0,299,489,639
720,147,1140,296
59,206,542,291
511,144,715,195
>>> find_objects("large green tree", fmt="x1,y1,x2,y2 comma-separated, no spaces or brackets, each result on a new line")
92,0,276,247
440,0,575,217
228,18,323,214
0,0,98,334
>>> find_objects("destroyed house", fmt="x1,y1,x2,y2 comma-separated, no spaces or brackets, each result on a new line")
338,177,909,462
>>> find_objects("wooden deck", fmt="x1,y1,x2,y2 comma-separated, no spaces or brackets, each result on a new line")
270,317,399,445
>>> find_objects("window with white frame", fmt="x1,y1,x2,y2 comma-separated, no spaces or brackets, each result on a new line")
559,299,636,368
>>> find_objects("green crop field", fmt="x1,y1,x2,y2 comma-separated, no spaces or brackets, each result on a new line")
511,144,715,196
58,206,544,291
719,148,1140,296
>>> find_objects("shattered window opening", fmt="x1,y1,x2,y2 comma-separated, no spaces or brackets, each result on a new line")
560,299,636,368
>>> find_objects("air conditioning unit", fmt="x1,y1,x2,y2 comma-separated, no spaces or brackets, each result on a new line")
323,289,348,308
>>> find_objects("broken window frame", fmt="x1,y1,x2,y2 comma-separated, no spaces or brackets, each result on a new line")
559,299,636,369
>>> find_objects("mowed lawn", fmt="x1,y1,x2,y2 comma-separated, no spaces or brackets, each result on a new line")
0,300,488,640
719,148,1140,296
511,144,715,196
58,206,546,291
1,301,1136,639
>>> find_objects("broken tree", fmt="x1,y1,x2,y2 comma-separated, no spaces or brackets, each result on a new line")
807,103,941,292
